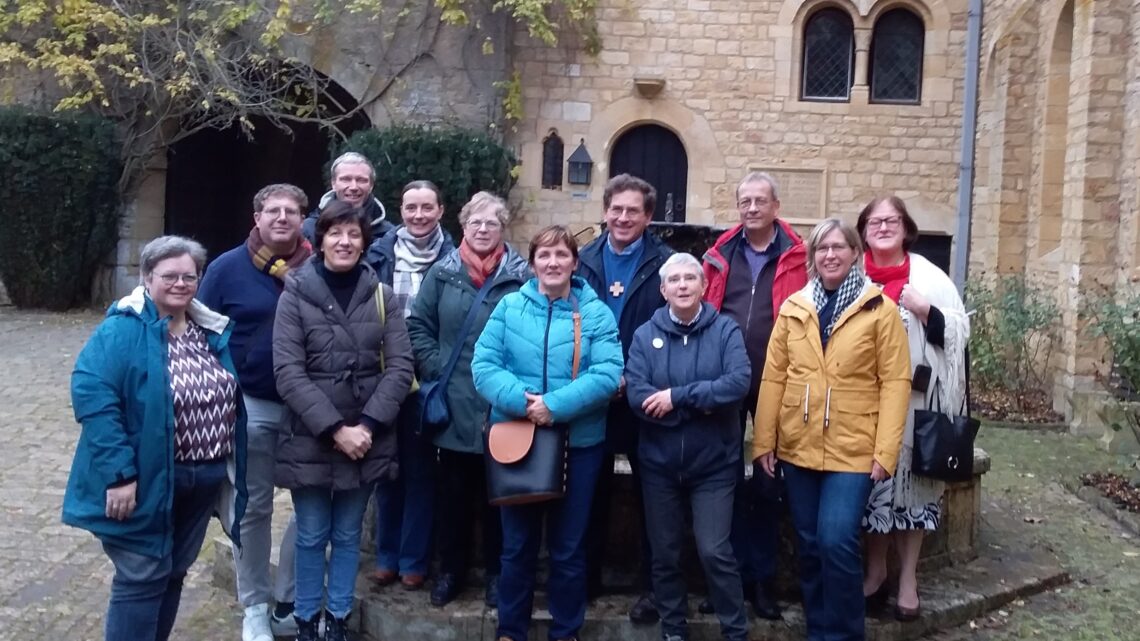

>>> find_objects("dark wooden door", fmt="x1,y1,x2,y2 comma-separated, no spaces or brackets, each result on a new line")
609,124,688,222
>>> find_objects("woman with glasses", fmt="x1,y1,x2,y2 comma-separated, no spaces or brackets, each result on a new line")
857,197,969,621
752,218,910,641
64,235,248,641
406,191,531,607
369,180,455,593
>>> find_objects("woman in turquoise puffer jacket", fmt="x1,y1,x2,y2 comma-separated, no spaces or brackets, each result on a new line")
472,225,623,641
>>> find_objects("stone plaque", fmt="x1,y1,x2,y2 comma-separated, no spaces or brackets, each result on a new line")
755,167,827,221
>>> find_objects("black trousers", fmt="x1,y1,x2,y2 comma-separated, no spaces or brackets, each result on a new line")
436,449,502,578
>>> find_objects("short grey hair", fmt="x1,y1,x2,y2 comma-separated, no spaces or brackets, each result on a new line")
458,191,510,227
736,171,780,201
805,218,864,281
330,152,376,182
658,252,705,282
139,235,208,282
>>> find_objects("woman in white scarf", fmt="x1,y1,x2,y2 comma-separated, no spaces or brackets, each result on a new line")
857,196,969,622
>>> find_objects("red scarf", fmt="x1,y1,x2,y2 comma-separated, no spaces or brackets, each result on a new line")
459,239,504,288
864,252,909,303
246,227,312,283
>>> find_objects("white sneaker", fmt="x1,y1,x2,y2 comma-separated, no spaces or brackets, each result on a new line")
242,603,274,641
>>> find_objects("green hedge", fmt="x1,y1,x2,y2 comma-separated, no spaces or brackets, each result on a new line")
0,107,121,310
331,124,518,239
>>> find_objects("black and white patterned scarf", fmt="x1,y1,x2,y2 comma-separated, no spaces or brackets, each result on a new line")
810,267,868,342
392,225,444,317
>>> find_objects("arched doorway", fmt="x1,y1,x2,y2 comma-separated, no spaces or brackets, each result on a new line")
164,76,371,262
609,124,688,222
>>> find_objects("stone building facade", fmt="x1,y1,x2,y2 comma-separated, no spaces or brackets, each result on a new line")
970,0,1140,435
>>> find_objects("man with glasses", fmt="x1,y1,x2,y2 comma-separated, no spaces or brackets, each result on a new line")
198,183,312,641
577,173,672,624
700,171,808,620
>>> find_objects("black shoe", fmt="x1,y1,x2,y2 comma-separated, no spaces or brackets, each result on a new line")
749,585,781,621
431,573,461,607
324,609,353,641
485,574,500,608
294,613,320,641
865,582,890,613
628,593,660,624
697,598,714,615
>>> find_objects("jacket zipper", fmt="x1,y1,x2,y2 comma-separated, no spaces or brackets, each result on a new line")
541,302,553,394
745,282,756,333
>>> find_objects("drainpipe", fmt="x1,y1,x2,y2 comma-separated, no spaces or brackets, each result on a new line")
952,0,983,292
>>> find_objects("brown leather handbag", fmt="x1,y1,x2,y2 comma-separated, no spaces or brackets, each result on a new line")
484,297,582,506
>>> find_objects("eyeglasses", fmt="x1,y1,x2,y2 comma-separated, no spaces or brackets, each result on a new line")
260,207,302,219
814,243,852,256
737,197,773,210
865,216,903,230
154,273,199,286
466,219,502,231
606,205,645,218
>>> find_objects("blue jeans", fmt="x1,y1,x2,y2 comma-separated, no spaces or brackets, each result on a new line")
641,464,748,641
374,405,436,575
103,460,227,641
782,464,873,641
497,444,604,641
291,485,373,620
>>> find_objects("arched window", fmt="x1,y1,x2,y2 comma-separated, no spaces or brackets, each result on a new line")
801,8,855,101
541,130,564,190
870,8,925,104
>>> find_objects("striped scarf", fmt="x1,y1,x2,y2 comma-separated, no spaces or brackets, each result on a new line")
245,227,311,282
392,225,444,317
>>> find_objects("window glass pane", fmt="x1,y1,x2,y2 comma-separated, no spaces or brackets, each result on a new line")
802,8,855,100
870,9,924,103
542,133,564,190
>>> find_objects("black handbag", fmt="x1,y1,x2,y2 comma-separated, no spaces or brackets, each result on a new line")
484,296,581,506
911,360,981,483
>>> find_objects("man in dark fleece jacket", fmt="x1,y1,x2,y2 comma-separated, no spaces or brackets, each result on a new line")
197,183,312,641
626,253,752,641
700,171,808,620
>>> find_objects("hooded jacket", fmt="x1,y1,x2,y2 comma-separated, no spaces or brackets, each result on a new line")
407,244,531,453
472,276,624,449
63,287,248,558
272,258,415,490
625,302,752,477
302,190,394,246
751,281,911,475
702,219,808,316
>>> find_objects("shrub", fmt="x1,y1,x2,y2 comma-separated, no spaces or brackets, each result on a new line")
966,275,1059,408
331,124,518,239
1089,290,1140,402
0,107,122,310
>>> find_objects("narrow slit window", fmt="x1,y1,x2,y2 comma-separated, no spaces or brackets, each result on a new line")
542,131,564,190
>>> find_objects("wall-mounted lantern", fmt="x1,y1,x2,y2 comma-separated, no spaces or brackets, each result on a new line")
567,139,593,186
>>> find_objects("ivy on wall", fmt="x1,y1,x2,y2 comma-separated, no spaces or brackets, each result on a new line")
0,107,121,310
332,124,518,239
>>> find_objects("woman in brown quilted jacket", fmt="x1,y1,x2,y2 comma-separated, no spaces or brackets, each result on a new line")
272,200,414,641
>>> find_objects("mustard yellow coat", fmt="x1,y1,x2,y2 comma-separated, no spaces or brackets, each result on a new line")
752,282,911,475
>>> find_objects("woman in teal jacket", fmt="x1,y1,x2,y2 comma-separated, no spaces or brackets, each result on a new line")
62,236,248,641
472,225,623,641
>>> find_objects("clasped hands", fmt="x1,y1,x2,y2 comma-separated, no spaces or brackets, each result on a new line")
334,424,372,460
523,392,553,425
753,451,890,481
641,388,673,419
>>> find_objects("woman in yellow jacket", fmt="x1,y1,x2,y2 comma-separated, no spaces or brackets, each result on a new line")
752,218,910,641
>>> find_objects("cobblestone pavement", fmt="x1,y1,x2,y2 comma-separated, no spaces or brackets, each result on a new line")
0,309,239,640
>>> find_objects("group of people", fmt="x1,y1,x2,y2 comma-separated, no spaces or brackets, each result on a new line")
62,153,969,641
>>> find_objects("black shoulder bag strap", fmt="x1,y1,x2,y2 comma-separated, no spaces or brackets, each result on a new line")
437,275,497,388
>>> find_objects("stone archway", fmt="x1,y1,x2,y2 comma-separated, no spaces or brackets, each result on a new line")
163,77,371,264
1035,0,1073,259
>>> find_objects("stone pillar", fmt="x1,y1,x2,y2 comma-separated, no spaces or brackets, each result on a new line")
1056,0,1129,428
851,27,872,104
93,157,168,303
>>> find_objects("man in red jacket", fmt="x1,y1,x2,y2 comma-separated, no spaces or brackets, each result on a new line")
701,171,807,620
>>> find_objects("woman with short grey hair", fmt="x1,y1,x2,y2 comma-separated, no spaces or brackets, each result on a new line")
64,235,249,641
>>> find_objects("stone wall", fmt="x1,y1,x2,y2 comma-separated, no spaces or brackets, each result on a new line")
505,0,970,254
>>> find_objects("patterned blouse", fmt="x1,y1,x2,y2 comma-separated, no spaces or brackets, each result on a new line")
168,321,238,462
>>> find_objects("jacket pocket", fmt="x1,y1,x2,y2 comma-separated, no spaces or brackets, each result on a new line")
828,390,878,459
777,383,807,453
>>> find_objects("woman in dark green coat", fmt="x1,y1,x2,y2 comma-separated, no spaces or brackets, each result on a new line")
406,191,531,607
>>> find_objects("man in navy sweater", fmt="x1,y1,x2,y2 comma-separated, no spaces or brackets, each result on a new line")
198,183,313,641
577,174,672,623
